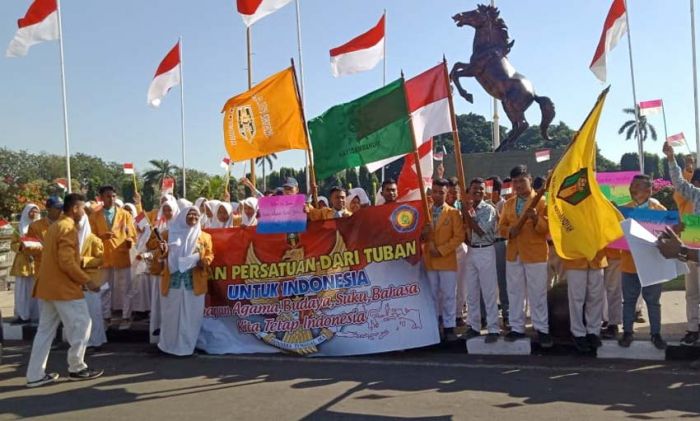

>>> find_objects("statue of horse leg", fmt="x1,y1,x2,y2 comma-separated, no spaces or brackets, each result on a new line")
449,62,475,103
496,99,529,152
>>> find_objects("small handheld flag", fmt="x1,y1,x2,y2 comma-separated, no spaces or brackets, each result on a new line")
123,163,135,175
639,99,663,117
667,132,686,148
220,157,231,169
535,149,551,163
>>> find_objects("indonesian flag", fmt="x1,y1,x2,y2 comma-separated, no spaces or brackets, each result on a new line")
220,157,231,169
6,0,58,58
395,140,434,203
330,14,385,77
434,145,447,161
535,149,551,163
148,42,181,108
0,219,9,228
20,236,42,249
639,99,663,116
367,63,452,173
161,177,175,195
123,163,135,175
135,212,150,231
502,181,513,196
237,0,293,27
54,178,68,191
590,0,627,83
485,179,494,194
667,132,686,147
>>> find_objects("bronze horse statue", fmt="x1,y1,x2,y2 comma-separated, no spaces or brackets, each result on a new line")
450,5,555,152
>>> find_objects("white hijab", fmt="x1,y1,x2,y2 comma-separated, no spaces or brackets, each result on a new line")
77,214,91,253
317,196,329,207
167,206,202,273
156,195,180,232
194,197,208,227
115,199,124,208
240,197,258,227
123,203,137,218
19,203,40,235
346,188,370,210
203,200,220,228
210,202,233,228
177,198,193,211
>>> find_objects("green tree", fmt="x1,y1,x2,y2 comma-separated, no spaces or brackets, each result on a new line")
618,108,658,143
255,153,277,191
143,160,177,192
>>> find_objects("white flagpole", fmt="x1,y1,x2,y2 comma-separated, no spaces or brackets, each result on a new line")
623,0,644,173
178,36,187,198
295,0,311,193
56,0,72,193
691,0,700,159
491,0,500,151
381,9,387,182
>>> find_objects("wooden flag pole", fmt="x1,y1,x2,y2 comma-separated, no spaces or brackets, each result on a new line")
132,172,139,195
291,58,318,207
442,57,467,199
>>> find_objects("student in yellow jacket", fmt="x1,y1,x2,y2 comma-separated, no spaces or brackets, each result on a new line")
10,203,41,324
618,174,667,350
25,193,103,388
498,165,552,347
423,178,464,342
153,206,214,356
89,185,136,329
308,187,352,221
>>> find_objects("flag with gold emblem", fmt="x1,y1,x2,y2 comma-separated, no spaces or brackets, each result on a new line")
547,87,623,261
222,67,307,161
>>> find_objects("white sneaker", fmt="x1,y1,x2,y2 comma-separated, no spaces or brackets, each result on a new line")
27,373,59,388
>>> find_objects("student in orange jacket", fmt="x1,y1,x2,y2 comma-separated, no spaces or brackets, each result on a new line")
308,187,352,221
498,165,552,347
423,178,465,342
25,193,103,388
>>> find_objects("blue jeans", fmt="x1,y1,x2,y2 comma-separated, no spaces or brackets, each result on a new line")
622,272,662,335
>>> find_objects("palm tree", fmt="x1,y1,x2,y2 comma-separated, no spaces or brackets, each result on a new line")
618,108,658,143
255,153,277,191
143,159,177,192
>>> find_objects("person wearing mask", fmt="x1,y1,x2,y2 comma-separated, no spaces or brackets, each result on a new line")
77,214,107,349
380,179,398,204
25,193,103,388
423,178,465,342
618,173,668,349
10,203,41,324
498,165,552,347
309,187,352,220
487,176,509,327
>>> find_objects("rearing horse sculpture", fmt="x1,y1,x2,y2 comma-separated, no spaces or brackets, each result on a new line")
450,5,555,152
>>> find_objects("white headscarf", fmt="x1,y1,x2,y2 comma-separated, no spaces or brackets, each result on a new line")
115,199,124,208
156,195,180,232
317,196,329,207
123,203,137,218
194,197,208,227
19,203,40,235
240,197,258,227
167,206,202,273
231,202,240,215
203,200,220,228
77,214,91,253
210,202,233,228
346,188,370,210
177,198,193,211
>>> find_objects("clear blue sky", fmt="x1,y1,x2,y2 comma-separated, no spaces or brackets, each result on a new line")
1,0,697,179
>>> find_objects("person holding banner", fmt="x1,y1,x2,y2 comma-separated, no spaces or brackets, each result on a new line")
423,178,465,342
155,206,214,356
347,188,371,214
9,203,41,324
498,165,552,347
211,202,234,228
194,197,208,227
380,179,398,204
618,174,668,350
665,142,700,346
233,197,258,227
309,187,352,220
563,251,607,352
203,200,220,228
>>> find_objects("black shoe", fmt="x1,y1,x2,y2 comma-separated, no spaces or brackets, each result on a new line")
600,324,619,339
9,317,30,325
681,331,699,346
152,329,160,336
634,311,646,324
538,331,554,348
485,332,500,343
455,317,466,327
586,334,602,349
651,334,667,350
601,321,609,329
504,331,527,342
26,373,59,388
463,328,481,340
443,327,459,342
618,332,634,347
573,336,592,353
68,368,104,381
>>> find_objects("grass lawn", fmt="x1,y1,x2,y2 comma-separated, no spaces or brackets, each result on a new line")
663,276,686,291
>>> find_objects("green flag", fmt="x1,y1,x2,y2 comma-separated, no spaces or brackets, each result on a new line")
309,79,414,180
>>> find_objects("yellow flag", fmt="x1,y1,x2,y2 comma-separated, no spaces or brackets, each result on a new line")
222,67,307,161
547,87,623,261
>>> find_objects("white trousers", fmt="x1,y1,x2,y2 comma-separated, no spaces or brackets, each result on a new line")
158,287,205,356
130,272,152,313
149,275,162,337
507,259,549,334
455,244,469,318
13,276,39,321
427,270,457,328
101,268,133,319
567,269,604,337
603,259,622,325
465,246,500,333
686,261,700,332
26,299,91,383
84,290,107,347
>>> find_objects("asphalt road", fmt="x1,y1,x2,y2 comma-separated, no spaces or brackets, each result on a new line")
1,342,699,420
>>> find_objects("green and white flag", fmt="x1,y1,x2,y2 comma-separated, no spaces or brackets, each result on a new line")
309,79,414,179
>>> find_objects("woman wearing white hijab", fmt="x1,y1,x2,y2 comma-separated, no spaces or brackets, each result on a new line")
126,204,152,317
203,200,220,228
77,214,108,348
194,197,208,227
9,203,41,323
210,202,234,228
236,197,258,227
346,188,370,213
156,206,214,356
177,198,193,211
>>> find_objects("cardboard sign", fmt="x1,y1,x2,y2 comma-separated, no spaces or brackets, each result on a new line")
257,194,307,234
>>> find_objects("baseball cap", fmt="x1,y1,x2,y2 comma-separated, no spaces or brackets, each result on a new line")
45,196,64,210
282,177,299,188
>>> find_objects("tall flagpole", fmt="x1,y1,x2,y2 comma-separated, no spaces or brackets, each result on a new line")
623,0,644,173
295,0,311,193
55,0,72,193
246,27,256,191
691,0,700,159
491,0,500,150
381,9,387,182
178,36,187,198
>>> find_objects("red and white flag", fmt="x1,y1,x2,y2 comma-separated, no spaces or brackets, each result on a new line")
638,99,663,116
161,177,175,195
123,163,135,175
535,149,551,163
667,132,686,147
6,0,58,58
367,63,452,173
147,42,181,108
590,0,627,83
20,236,42,249
502,181,513,196
485,179,494,194
395,140,434,204
135,212,150,231
434,145,447,161
330,14,385,77
237,0,293,27
220,157,231,169
0,219,9,229
54,178,68,191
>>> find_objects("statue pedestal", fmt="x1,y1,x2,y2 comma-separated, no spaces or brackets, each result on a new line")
596,340,666,361
466,336,531,355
